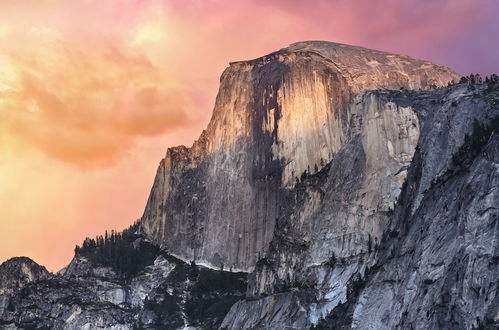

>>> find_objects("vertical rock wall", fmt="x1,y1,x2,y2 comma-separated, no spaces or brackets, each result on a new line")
140,41,459,272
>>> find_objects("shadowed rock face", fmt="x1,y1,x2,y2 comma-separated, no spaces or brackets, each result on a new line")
140,41,459,272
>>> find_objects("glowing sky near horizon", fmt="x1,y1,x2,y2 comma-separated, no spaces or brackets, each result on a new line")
0,0,498,271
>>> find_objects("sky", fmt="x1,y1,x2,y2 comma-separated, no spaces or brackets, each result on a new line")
0,0,498,272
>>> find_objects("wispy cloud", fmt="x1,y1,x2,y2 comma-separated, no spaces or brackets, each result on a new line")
0,38,193,166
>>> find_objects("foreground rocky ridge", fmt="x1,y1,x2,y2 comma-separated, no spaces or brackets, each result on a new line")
0,239,247,329
1,42,498,329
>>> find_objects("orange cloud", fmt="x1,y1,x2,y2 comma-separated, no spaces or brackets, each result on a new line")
0,38,193,167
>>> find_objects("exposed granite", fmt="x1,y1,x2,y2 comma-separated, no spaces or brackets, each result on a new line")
140,41,459,272
223,83,499,329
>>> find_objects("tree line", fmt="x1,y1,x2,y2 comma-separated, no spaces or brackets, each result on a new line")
74,220,159,277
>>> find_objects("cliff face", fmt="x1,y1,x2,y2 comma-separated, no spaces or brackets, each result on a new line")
141,41,459,272
222,84,499,329
346,87,499,329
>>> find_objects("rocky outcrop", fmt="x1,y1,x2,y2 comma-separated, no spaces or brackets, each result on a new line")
0,252,247,329
0,257,49,319
0,257,49,293
140,41,459,272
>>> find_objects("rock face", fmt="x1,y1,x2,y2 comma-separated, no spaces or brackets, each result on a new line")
141,41,459,272
1,41,498,329
223,83,499,329
344,87,499,329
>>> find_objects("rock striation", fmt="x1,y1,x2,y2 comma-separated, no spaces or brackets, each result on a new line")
141,41,459,272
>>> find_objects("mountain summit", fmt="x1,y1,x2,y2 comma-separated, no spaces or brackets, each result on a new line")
141,41,459,272
1,42,497,329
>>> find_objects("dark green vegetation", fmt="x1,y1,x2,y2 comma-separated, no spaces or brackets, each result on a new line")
2,230,248,329
457,73,498,87
452,117,499,169
74,221,160,277
185,268,247,329
133,255,248,329
313,272,367,329
141,293,184,329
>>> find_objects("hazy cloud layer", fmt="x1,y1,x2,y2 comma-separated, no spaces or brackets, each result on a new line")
0,39,192,167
